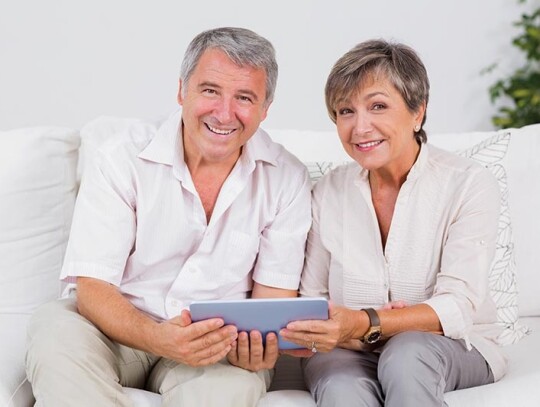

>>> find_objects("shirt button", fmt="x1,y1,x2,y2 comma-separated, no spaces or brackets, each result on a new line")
480,240,486,245
171,300,179,307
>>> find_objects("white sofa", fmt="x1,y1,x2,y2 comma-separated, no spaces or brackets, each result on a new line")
1,119,539,407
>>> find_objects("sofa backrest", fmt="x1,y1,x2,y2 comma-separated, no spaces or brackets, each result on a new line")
0,127,80,314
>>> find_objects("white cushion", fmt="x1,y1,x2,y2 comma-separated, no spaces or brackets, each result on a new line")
257,390,316,407
0,127,79,314
124,387,161,407
452,131,526,344
502,124,540,317
0,314,33,407
445,316,540,406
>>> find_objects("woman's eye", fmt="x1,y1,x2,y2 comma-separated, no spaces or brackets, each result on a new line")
338,108,353,115
372,103,385,110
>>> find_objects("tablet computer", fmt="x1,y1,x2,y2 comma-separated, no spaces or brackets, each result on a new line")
189,297,328,350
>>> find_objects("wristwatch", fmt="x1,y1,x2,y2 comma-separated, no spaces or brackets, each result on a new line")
360,308,382,344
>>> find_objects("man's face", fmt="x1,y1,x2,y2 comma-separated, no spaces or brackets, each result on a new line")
178,48,270,167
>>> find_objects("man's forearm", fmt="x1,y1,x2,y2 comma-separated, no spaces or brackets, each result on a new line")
76,276,159,354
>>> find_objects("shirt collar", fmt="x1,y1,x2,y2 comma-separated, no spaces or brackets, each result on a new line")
137,108,280,171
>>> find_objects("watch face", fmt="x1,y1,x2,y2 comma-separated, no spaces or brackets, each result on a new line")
366,331,381,344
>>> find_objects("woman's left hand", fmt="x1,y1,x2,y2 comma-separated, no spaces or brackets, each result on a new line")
279,303,364,353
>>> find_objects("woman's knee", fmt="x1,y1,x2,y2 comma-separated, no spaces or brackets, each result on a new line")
379,332,442,371
377,332,445,392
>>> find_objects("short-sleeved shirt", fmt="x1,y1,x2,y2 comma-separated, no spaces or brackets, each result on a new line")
61,110,312,321
300,143,507,381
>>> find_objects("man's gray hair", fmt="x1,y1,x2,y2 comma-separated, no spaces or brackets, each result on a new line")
180,27,278,106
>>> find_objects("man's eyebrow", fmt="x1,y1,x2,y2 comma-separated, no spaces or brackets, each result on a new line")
198,81,221,90
197,81,259,101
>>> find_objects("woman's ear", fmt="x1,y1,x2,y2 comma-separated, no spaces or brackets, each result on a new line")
415,101,427,125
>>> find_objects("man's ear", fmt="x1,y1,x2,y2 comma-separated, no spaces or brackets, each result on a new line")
260,101,272,122
177,79,184,106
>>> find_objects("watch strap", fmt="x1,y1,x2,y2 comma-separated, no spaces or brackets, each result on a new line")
363,307,380,328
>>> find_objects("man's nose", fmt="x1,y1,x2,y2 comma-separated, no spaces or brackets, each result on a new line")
214,97,234,123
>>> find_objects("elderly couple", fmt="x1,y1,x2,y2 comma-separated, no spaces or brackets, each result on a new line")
26,27,505,407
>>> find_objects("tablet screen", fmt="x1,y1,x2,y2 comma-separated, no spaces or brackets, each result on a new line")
190,297,328,349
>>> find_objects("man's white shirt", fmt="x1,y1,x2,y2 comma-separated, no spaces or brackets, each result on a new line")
61,110,311,321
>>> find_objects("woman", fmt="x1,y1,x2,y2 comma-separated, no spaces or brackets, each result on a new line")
280,39,506,406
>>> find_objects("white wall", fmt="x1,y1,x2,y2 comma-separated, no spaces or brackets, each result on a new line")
0,0,533,133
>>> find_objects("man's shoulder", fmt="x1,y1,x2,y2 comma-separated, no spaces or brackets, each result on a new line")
95,120,158,159
99,121,157,154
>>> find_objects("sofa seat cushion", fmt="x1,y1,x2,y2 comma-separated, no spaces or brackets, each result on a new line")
121,317,539,406
0,314,33,407
123,388,161,407
445,316,540,406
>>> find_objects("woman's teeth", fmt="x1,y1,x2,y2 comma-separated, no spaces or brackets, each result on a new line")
357,140,382,148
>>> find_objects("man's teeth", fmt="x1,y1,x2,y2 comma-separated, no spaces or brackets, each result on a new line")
357,140,382,148
207,124,234,135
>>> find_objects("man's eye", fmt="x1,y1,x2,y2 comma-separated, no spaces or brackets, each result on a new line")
203,89,217,95
238,95,253,103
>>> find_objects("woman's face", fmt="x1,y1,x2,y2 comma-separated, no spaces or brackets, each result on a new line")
335,74,424,175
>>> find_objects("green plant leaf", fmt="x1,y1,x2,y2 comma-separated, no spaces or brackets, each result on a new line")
486,1,540,129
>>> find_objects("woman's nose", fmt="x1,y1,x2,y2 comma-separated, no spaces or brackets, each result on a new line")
353,110,373,135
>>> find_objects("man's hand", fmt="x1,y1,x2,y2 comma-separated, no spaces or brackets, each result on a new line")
153,309,238,367
227,330,279,372
77,277,238,367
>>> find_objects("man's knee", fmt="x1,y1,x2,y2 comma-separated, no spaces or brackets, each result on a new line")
26,298,102,377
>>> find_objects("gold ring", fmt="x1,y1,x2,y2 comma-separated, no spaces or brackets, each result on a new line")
311,341,317,353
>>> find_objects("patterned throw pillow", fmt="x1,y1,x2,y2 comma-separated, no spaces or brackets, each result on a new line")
457,131,529,345
304,130,529,345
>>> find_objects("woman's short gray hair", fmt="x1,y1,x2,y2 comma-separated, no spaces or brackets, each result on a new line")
180,27,278,107
325,39,430,144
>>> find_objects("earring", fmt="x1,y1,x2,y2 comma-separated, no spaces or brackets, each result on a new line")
414,124,421,132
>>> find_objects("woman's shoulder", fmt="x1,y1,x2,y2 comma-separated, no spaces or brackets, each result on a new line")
313,161,358,189
425,143,499,192
426,143,487,174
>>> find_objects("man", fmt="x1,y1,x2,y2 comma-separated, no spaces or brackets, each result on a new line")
26,27,311,406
